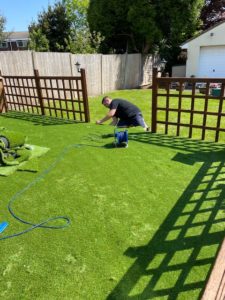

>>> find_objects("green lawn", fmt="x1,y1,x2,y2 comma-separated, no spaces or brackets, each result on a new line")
1,89,225,299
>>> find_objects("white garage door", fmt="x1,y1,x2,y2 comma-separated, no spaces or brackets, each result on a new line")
198,45,225,78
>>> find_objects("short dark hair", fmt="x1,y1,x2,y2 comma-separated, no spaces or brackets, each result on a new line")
102,96,109,104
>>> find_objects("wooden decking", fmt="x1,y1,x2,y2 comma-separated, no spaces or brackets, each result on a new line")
201,238,225,300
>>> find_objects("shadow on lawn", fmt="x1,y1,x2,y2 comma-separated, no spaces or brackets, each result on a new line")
107,133,225,300
0,111,77,126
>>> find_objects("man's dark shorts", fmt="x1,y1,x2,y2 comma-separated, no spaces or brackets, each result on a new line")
117,113,146,128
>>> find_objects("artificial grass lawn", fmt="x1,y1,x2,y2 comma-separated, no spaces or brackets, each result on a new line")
0,89,225,299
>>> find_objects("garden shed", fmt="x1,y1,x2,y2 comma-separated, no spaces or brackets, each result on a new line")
181,20,225,78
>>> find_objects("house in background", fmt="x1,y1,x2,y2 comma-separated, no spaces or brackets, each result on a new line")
0,32,29,51
181,20,225,78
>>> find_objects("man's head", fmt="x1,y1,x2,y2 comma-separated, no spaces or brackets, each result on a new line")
102,96,112,108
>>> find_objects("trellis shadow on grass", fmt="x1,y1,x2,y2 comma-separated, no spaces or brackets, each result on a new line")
107,133,225,300
0,111,77,126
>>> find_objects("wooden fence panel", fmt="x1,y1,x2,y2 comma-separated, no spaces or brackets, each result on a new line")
151,68,225,142
0,52,156,96
0,69,90,123
0,51,33,76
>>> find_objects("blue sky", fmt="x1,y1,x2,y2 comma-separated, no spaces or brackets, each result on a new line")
0,0,57,32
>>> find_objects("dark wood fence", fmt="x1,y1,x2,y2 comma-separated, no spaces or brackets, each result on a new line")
151,67,225,142
0,69,90,122
0,78,6,113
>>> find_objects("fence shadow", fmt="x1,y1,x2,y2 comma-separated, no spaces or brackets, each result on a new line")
107,133,225,299
0,111,78,126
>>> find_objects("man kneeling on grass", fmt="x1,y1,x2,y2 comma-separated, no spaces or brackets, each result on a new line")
96,96,150,131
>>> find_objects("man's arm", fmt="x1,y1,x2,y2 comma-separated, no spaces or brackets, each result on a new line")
109,117,118,126
96,109,116,124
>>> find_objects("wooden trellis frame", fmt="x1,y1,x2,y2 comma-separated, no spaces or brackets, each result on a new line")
0,69,90,122
151,68,225,142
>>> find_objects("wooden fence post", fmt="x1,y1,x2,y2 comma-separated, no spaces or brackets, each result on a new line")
0,71,8,113
34,69,45,116
80,68,90,122
151,67,158,133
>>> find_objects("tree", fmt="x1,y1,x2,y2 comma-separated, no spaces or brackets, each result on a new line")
88,0,204,57
0,14,6,42
28,28,49,52
127,1,160,54
29,1,72,52
63,0,103,53
88,0,153,54
200,0,225,30
154,0,204,70
63,0,89,31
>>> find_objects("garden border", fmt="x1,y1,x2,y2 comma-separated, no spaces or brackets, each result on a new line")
201,238,225,299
